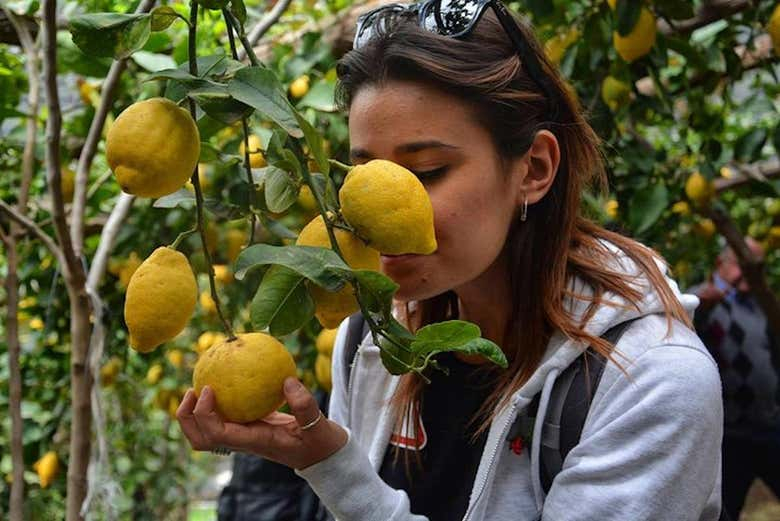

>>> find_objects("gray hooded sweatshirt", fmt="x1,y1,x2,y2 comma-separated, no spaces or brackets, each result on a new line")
297,241,723,520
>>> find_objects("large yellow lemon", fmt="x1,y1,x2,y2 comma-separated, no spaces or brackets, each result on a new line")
124,247,198,353
296,215,380,328
339,159,437,255
193,333,297,423
106,97,200,198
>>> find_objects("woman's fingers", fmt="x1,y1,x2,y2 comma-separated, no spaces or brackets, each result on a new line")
176,389,210,450
283,377,325,434
192,386,227,447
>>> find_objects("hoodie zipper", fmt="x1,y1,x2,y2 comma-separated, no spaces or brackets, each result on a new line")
462,402,519,521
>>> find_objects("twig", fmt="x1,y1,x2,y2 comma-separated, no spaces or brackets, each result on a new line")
81,192,135,520
237,0,294,62
188,0,235,339
224,9,261,67
658,0,752,36
0,200,65,265
714,159,780,193
70,0,156,258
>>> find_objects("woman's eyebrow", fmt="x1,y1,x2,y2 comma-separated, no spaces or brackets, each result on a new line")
350,140,459,161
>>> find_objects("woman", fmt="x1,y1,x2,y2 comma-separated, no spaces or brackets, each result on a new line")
177,1,723,519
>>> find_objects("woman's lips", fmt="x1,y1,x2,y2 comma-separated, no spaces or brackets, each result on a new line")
380,253,419,266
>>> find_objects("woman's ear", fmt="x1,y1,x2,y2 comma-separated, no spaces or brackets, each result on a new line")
513,130,560,207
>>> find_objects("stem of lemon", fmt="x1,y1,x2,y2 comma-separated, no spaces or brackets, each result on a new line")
223,9,257,246
188,0,235,341
223,9,262,67
170,228,197,250
328,159,352,173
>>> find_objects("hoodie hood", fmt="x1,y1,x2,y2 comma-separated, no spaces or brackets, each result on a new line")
514,238,699,405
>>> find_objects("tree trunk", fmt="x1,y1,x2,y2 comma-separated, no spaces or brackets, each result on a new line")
4,234,26,521
65,289,93,521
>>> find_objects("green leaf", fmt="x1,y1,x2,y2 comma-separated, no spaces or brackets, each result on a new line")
153,188,195,209
263,218,299,240
150,6,184,31
69,13,152,59
251,265,314,336
297,81,336,112
411,321,508,368
773,122,780,155
190,86,254,124
523,0,554,19
132,51,176,72
228,67,303,138
296,112,330,177
234,244,351,291
265,166,298,213
690,19,728,45
627,182,669,234
615,0,643,37
230,0,248,26
195,0,230,9
353,270,398,319
203,198,246,220
378,317,416,375
734,128,768,162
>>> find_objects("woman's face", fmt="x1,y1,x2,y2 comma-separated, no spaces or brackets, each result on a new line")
348,80,523,302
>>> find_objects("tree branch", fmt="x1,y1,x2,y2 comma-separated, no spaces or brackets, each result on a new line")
70,0,156,258
237,0,293,61
715,158,780,192
659,0,752,36
0,200,65,266
86,193,135,289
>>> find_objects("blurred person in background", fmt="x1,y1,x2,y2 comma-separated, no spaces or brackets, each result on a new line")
691,238,780,520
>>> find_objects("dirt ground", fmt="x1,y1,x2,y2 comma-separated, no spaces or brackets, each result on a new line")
740,479,780,521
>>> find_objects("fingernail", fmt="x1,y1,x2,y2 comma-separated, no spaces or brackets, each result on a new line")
284,377,302,394
202,386,211,398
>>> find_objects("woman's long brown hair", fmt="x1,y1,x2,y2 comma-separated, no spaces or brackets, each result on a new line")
335,8,691,461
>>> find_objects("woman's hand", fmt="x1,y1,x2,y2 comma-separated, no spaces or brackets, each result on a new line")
177,377,348,470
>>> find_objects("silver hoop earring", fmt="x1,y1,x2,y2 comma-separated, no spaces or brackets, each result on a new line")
520,196,528,222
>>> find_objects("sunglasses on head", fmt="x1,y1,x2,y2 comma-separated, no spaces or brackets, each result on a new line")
353,0,558,119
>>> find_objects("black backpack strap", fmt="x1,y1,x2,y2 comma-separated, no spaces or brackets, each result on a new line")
341,312,368,390
540,317,639,494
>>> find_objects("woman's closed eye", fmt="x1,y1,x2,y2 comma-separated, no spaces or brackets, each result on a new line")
412,166,448,181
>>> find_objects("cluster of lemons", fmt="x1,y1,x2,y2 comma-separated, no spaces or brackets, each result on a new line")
103,96,436,423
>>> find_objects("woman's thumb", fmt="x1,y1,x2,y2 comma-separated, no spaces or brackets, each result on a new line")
283,377,321,429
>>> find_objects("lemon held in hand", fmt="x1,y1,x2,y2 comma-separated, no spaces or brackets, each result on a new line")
125,247,198,353
193,333,298,423
106,97,200,198
339,159,437,255
296,215,380,328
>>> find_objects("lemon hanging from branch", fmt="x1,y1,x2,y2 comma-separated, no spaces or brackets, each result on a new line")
296,214,380,328
106,97,200,198
124,247,198,353
338,159,437,255
609,2,657,63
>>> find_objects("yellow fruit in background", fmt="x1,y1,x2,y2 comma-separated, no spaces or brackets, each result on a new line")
78,78,98,106
61,167,76,204
205,222,218,255
146,363,164,384
315,354,332,392
289,75,310,99
100,356,122,386
694,219,716,238
613,7,657,62
719,166,734,179
33,451,59,488
213,265,233,284
685,172,715,207
339,160,438,255
116,252,142,289
29,317,45,330
316,328,338,357
106,97,200,198
604,199,619,219
196,331,226,355
297,185,318,212
124,247,198,353
671,201,691,216
238,135,266,168
768,5,780,54
193,333,298,423
226,228,247,264
19,296,37,309
296,215,381,328
544,27,580,65
167,394,180,418
601,76,631,111
768,226,780,249
200,291,217,315
167,349,184,368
